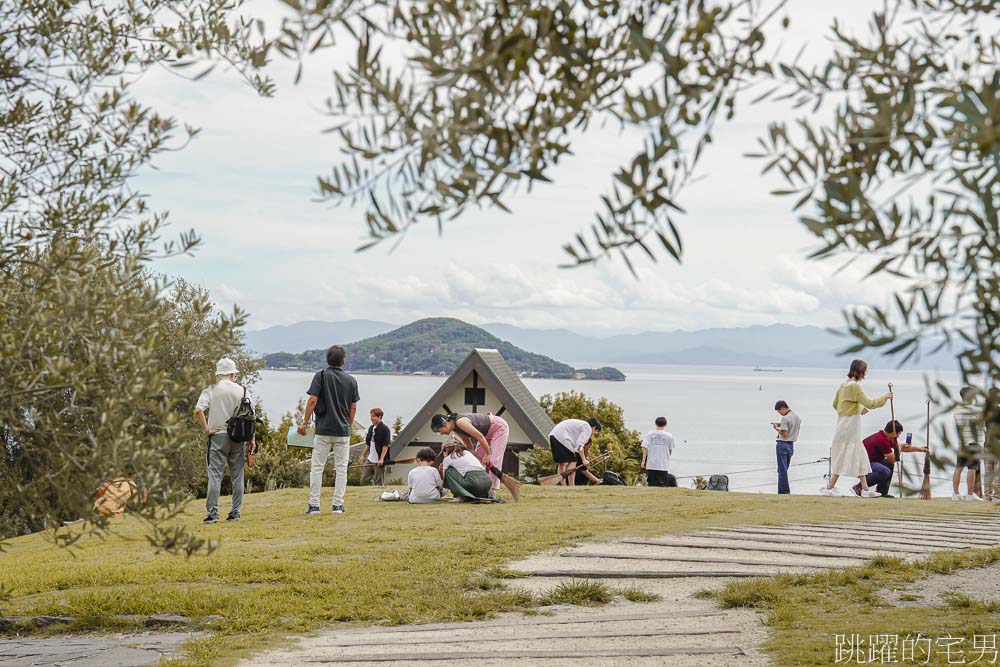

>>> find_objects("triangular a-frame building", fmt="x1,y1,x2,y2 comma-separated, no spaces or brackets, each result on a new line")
389,348,555,476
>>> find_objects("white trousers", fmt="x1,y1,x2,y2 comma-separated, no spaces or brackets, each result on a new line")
309,435,350,507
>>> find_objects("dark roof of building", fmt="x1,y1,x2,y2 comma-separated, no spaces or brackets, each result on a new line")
389,348,555,457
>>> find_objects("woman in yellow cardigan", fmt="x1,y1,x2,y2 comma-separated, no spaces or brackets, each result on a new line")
821,359,893,497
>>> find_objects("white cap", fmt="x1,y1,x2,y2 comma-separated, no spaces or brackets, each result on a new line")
215,358,238,376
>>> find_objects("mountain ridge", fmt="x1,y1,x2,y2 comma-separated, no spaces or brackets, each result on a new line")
249,319,959,371
261,318,626,380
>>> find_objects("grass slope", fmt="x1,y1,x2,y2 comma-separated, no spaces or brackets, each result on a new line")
0,487,995,666
706,549,1000,666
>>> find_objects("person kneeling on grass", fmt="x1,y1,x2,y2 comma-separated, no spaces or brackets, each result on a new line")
406,448,444,504
852,420,927,498
440,438,496,503
431,412,509,499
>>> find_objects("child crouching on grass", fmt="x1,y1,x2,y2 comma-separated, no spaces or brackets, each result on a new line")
440,436,496,503
406,448,444,504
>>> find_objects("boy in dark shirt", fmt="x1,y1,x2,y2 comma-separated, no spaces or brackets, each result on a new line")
359,408,392,485
298,345,359,515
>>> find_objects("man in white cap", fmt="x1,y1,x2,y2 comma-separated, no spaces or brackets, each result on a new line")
194,358,253,524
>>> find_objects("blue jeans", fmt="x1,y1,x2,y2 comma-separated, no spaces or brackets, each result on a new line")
776,441,794,494
865,460,894,496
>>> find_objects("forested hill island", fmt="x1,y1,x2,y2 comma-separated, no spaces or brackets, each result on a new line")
261,318,626,381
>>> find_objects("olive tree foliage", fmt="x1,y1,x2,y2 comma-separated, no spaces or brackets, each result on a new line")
749,1,1000,463
278,0,778,264
275,0,999,461
1,1,270,551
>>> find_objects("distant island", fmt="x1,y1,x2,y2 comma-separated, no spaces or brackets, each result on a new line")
261,318,627,381
247,319,957,371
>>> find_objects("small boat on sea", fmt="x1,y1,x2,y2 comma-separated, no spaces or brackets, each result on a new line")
753,366,783,373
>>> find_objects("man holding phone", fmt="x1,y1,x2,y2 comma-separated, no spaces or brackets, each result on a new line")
772,401,801,495
854,420,928,497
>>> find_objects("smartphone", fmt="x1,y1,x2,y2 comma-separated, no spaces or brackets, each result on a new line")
905,433,912,445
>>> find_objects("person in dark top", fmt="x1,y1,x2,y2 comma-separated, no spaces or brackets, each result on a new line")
359,408,392,486
852,420,927,497
431,412,510,499
298,345,359,515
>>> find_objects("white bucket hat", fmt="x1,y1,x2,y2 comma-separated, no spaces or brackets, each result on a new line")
215,358,238,376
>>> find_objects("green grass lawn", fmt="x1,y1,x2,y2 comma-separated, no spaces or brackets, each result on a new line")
0,485,996,666
706,549,1000,666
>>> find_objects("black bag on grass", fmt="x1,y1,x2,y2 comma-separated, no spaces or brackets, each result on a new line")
706,474,729,492
602,471,625,486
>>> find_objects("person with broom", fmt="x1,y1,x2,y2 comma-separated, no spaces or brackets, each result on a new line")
821,359,893,497
439,436,496,503
852,420,928,497
431,412,520,501
549,417,604,487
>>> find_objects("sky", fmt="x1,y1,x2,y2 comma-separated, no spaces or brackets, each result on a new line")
136,0,892,336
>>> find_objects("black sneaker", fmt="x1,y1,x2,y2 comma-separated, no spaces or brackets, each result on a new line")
880,493,895,498
226,513,240,522
331,505,345,515
203,515,219,524
306,505,320,515
851,484,862,497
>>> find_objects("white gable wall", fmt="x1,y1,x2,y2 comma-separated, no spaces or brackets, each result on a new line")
384,368,541,483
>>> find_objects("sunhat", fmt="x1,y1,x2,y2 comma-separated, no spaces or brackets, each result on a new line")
215,358,238,376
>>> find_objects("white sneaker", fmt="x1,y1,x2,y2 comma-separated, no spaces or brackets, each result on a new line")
967,494,985,502
820,487,840,497
952,493,965,501
861,489,880,498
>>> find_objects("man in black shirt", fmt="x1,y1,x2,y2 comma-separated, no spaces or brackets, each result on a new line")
298,345,359,515
359,407,392,485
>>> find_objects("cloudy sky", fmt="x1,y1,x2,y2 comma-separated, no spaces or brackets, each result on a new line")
138,0,891,336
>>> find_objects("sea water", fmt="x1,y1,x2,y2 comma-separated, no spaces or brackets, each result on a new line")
254,364,964,496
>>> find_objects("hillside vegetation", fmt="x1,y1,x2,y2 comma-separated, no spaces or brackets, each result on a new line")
263,317,625,380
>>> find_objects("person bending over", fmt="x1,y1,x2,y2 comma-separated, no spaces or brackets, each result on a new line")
549,417,603,487
431,412,509,499
439,437,496,503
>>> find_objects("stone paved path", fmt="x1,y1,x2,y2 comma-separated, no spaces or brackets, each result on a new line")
246,510,1000,666
0,632,201,666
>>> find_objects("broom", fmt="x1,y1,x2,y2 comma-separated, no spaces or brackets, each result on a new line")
350,457,417,469
920,399,932,499
539,451,611,486
492,465,522,502
440,435,522,501
889,382,903,495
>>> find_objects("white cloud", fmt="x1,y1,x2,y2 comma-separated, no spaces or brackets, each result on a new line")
136,0,898,336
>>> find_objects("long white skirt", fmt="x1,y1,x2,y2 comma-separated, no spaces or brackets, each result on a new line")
830,414,872,478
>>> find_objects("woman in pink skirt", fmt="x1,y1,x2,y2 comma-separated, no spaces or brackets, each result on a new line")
431,412,512,500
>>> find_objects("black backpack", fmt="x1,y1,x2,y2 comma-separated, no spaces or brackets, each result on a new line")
602,471,625,486
706,474,729,492
664,472,678,487
226,386,260,443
